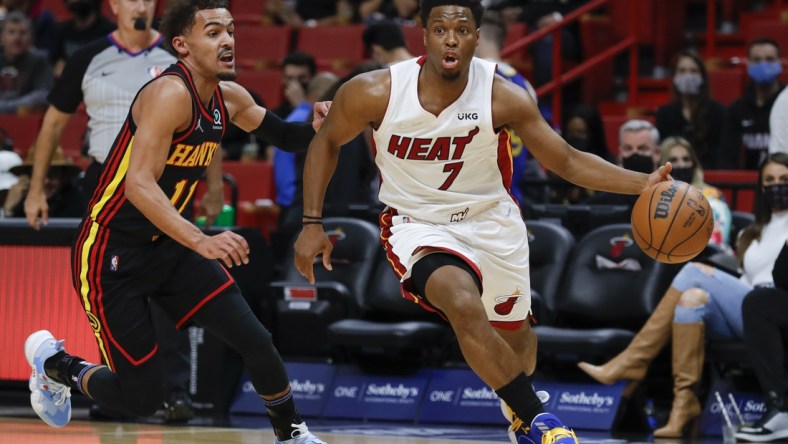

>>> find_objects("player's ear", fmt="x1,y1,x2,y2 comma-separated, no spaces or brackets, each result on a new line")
171,36,188,57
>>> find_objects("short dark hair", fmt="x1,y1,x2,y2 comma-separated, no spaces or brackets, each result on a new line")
282,51,317,76
419,0,484,29
480,11,506,49
748,37,781,57
363,20,406,52
159,0,229,42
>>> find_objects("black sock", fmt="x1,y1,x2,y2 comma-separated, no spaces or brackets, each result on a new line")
264,389,303,441
496,372,545,426
43,351,98,395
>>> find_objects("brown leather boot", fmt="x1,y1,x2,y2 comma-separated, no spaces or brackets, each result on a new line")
578,288,681,385
653,323,705,438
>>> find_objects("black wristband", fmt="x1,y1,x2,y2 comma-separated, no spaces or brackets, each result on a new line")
252,111,315,153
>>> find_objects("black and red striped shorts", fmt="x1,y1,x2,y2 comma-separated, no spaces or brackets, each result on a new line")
71,220,235,372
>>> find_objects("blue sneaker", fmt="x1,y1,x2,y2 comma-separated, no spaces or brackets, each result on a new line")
25,330,71,428
527,413,578,444
273,422,327,444
501,404,577,444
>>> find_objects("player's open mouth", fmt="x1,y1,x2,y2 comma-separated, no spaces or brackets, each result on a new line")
219,51,234,66
442,55,458,69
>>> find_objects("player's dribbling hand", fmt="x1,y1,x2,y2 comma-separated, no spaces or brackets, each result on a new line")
196,231,250,268
23,182,48,230
312,101,331,132
644,161,673,192
293,225,333,284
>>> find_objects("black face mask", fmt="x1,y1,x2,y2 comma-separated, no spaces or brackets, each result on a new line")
565,136,589,152
671,166,694,184
764,183,788,210
67,1,93,18
622,154,654,174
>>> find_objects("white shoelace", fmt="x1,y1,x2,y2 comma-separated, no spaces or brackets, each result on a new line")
39,375,71,406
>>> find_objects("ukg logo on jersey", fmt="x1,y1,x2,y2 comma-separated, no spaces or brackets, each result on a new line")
364,383,420,404
556,390,615,412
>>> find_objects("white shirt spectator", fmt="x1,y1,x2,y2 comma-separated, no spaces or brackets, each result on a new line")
768,87,788,155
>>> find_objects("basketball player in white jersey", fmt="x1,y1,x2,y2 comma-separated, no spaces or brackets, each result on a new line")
294,1,672,443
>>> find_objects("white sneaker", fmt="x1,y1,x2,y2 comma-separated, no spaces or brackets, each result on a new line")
737,411,788,442
25,330,71,427
273,422,327,444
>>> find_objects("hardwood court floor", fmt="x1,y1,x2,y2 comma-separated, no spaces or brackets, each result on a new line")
0,417,505,444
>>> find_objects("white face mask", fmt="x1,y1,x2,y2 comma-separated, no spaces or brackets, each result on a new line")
673,73,703,95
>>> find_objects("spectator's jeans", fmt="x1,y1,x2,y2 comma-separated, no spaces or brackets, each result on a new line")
671,262,750,339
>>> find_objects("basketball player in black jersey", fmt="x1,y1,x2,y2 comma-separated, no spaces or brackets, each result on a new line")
23,1,327,443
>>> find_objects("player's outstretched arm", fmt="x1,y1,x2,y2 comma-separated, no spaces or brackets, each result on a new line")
294,70,390,283
23,105,72,229
496,78,670,195
126,77,249,268
220,81,326,153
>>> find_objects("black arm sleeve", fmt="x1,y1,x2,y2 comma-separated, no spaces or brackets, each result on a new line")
251,110,315,153
48,38,110,112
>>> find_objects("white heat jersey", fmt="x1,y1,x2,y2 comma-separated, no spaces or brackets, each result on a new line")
373,56,514,224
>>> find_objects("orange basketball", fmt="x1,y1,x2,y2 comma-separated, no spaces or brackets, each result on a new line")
631,181,714,264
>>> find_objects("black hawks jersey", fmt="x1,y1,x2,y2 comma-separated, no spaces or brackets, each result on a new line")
86,62,227,239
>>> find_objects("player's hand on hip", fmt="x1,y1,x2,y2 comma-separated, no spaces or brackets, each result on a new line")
312,101,331,131
294,225,333,284
197,231,250,268
645,162,673,191
23,184,48,230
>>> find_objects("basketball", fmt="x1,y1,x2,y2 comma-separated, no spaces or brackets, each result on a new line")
631,181,714,264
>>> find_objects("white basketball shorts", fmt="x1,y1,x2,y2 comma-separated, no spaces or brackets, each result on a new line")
380,200,532,330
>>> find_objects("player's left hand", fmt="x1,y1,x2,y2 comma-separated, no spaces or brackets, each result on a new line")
199,187,224,228
312,101,332,131
293,224,333,284
644,161,673,192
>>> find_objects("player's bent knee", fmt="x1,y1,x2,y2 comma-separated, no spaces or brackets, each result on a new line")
677,287,708,307
124,387,165,417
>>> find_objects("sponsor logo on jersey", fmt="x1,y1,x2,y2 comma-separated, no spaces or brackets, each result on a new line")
166,141,220,167
493,288,523,316
386,126,480,161
457,112,478,121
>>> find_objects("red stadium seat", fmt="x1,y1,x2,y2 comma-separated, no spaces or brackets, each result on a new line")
401,24,425,57
0,114,42,154
235,69,283,110
708,68,745,106
579,15,615,105
235,25,292,70
60,112,89,159
297,25,366,74
230,0,267,20
503,22,528,61
42,0,71,22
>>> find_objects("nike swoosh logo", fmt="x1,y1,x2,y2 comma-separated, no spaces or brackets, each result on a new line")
100,71,113,77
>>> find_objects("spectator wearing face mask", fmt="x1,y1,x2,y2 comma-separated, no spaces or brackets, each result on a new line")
722,38,784,170
656,51,727,169
582,119,659,215
51,0,116,77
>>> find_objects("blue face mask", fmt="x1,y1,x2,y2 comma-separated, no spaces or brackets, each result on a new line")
748,61,782,85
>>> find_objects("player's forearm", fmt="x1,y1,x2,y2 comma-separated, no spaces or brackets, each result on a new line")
565,150,649,195
125,178,206,249
301,137,341,218
29,110,68,193
205,150,223,193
